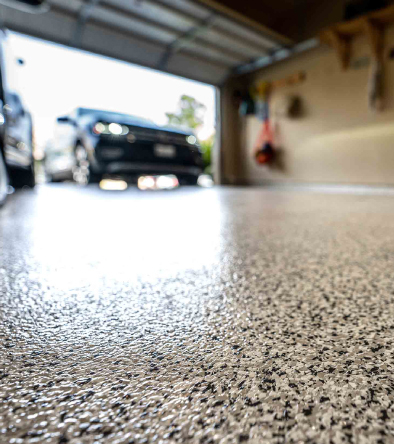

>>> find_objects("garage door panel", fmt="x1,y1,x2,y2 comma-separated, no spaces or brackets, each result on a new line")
0,0,291,85
213,16,283,50
82,22,227,84
105,0,198,33
90,6,177,45
2,5,75,43
81,22,166,68
202,29,271,59
49,0,83,14
167,52,228,84
181,40,246,66
157,0,210,21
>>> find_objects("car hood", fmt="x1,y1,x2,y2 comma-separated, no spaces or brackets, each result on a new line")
93,114,195,137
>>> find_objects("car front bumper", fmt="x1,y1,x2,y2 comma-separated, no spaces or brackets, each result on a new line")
91,138,204,178
104,161,202,177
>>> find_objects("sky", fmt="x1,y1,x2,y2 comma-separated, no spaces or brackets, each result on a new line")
7,32,217,152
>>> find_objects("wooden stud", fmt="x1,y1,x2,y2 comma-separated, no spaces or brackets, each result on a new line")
325,30,351,70
319,4,394,69
271,71,306,89
363,19,384,62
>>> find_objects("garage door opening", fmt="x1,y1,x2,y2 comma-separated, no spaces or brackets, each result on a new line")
9,31,217,190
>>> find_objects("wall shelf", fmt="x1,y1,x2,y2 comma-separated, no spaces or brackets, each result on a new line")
320,5,394,69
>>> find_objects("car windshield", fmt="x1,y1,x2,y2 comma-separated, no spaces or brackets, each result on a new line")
77,108,157,127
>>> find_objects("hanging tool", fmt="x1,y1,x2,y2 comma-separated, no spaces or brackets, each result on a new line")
253,82,275,165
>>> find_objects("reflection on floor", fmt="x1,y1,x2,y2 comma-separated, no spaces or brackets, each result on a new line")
1,184,394,444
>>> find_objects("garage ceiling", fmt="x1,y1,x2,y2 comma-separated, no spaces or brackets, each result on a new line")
0,0,295,85
197,0,309,38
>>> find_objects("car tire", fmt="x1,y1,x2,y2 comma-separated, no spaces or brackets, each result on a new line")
46,173,65,183
46,173,55,183
74,144,101,185
10,162,35,189
88,171,102,184
0,148,9,207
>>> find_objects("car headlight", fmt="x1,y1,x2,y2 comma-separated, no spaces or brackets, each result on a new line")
187,135,197,145
93,122,106,134
109,123,129,136
93,122,129,136
108,123,122,135
120,126,129,136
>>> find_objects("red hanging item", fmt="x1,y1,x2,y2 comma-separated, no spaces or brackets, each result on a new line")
255,119,275,165
253,82,275,165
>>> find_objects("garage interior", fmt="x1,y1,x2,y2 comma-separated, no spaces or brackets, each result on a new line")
4,0,394,187
2,1,394,443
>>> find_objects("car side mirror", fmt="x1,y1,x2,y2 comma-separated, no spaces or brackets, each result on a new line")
57,116,69,123
0,100,5,128
57,116,76,125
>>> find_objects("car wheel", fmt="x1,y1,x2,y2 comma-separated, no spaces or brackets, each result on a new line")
0,149,9,207
46,173,54,183
74,144,101,185
10,162,35,189
46,173,64,183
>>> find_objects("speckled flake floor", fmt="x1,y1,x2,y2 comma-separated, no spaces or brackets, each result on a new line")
2,185,394,444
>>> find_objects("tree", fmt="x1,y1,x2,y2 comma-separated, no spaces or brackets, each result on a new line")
166,95,214,175
166,95,206,131
200,134,214,174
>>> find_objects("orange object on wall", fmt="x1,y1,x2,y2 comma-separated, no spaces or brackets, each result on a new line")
254,120,275,165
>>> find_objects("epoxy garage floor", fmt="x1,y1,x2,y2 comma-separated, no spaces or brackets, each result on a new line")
1,184,394,444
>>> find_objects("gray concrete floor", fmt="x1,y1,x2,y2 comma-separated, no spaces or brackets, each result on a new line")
1,184,394,444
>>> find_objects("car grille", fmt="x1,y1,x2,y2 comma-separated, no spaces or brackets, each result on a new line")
126,128,190,145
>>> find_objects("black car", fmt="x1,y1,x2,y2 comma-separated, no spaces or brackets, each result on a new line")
0,29,35,206
45,108,204,185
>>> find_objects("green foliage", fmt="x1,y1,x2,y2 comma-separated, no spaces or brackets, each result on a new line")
166,95,206,131
166,95,214,174
200,134,214,172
